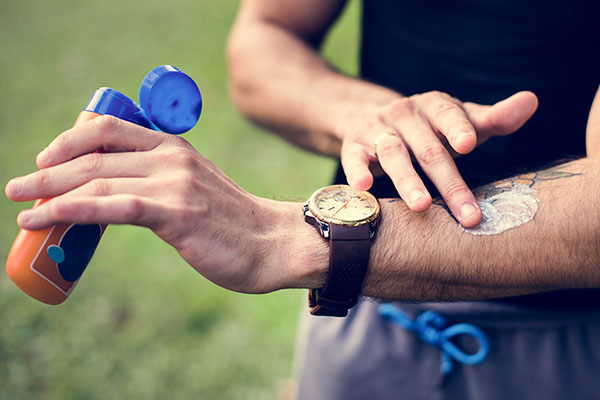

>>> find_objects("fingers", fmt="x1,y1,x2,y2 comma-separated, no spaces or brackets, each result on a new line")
6,152,151,201
16,194,164,231
418,93,477,154
59,177,157,200
340,138,374,191
463,91,538,137
380,98,482,226
401,119,482,227
339,91,535,227
36,115,170,169
341,123,432,212
341,97,482,223
374,133,432,211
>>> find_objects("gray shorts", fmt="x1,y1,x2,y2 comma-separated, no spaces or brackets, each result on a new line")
295,299,600,400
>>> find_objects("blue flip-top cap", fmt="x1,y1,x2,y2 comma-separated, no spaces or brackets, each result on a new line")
84,88,156,130
139,65,202,134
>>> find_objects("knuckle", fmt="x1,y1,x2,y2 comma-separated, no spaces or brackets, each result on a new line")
90,178,110,196
93,114,122,134
345,128,367,144
36,168,52,189
157,146,197,167
377,140,405,159
416,91,449,106
434,101,459,117
50,134,71,158
426,90,448,100
343,131,359,143
385,97,415,119
417,144,447,166
394,172,420,187
443,181,469,200
124,196,145,221
156,147,180,164
429,90,448,98
79,153,103,175
364,117,381,131
48,199,68,220
164,133,192,148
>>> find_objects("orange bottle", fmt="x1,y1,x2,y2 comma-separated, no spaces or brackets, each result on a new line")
6,66,202,304
7,112,105,304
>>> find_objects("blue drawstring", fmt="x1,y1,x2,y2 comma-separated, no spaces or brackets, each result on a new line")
379,303,489,375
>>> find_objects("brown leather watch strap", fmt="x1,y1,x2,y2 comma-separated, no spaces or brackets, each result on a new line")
309,223,372,317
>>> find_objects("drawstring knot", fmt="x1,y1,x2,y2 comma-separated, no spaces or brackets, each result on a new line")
379,304,489,375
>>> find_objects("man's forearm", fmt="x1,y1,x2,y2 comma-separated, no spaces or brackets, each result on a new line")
227,2,397,157
289,157,600,301
228,1,542,231
11,112,599,300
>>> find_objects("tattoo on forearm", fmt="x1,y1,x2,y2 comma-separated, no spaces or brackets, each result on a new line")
385,163,583,234
473,164,582,202
464,164,581,235
384,164,582,209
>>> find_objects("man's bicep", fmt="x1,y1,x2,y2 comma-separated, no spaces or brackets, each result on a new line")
236,0,347,46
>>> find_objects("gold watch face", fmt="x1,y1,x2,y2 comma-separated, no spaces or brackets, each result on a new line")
307,185,380,226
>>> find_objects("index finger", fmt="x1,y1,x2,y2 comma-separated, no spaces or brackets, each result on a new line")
36,115,169,169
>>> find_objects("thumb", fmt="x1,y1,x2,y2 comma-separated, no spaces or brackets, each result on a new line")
463,91,538,139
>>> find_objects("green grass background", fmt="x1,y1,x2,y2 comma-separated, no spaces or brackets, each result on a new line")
0,1,360,399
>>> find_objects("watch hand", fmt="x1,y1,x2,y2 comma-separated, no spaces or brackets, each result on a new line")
332,197,352,217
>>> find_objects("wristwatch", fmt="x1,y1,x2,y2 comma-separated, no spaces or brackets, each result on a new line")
304,185,381,317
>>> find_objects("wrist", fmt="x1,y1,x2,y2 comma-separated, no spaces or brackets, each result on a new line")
260,199,328,291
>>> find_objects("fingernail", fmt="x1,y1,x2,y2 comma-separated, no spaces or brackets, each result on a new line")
409,189,426,205
37,148,50,165
455,131,473,145
455,132,470,141
7,178,22,195
460,203,478,220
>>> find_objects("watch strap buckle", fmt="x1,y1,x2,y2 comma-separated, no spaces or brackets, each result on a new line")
308,288,357,317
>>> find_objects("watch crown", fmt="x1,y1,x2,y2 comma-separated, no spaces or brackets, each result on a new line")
304,203,330,239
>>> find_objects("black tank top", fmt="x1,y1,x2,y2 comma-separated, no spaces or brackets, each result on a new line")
333,0,600,307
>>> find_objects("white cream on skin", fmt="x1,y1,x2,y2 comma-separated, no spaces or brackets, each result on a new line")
462,183,539,235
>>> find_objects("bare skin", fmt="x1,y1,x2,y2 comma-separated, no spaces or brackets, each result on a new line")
5,1,600,302
5,115,600,301
364,161,600,301
227,0,539,228
586,85,600,156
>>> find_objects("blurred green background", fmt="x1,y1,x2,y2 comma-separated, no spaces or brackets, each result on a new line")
0,1,359,399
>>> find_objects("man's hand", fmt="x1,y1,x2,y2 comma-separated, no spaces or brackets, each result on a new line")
339,90,538,227
228,1,538,228
5,116,326,294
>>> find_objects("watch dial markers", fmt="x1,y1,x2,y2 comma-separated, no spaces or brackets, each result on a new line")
309,185,379,223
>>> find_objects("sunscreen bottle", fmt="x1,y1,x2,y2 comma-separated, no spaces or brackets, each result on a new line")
6,65,202,305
